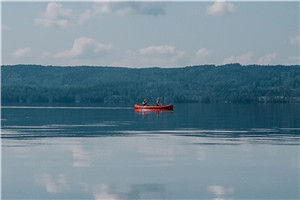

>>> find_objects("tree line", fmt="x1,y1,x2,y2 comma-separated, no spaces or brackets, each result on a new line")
2,64,300,104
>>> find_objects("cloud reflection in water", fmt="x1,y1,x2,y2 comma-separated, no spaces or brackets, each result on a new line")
208,185,235,199
35,173,69,194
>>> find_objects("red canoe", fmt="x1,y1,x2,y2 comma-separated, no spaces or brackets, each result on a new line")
134,104,173,110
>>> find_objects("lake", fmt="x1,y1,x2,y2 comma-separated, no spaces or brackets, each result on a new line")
1,103,300,199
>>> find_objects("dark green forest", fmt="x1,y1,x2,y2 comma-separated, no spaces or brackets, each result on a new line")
2,64,300,104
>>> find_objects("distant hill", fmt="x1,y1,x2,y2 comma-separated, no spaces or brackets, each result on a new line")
2,64,300,104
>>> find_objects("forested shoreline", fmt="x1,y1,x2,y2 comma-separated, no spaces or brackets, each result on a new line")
2,64,300,104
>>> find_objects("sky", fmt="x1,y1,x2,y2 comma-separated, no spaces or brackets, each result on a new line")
1,1,299,67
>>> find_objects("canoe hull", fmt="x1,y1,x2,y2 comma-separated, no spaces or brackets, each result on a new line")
134,104,173,110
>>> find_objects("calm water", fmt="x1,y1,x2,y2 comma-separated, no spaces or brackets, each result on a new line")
1,103,300,199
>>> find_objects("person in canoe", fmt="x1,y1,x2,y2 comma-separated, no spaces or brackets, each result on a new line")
156,99,161,106
142,99,147,106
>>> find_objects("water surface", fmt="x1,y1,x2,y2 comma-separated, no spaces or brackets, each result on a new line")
2,103,300,199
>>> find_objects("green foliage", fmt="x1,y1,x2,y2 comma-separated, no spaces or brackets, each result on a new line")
2,64,300,104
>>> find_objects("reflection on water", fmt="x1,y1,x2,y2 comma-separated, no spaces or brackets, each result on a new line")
134,109,173,117
92,184,166,200
4,134,299,199
207,185,235,199
2,104,300,199
35,173,70,194
1,106,133,110
35,172,167,199
2,126,299,146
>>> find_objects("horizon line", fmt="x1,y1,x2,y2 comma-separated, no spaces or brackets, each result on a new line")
2,63,300,69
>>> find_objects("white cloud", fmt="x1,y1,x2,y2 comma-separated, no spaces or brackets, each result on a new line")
139,45,177,56
78,9,91,25
93,3,110,14
55,37,112,59
2,24,10,30
35,2,165,26
118,45,185,67
93,2,165,16
223,51,253,65
35,173,69,193
190,48,213,65
11,47,31,58
207,1,236,16
289,35,300,45
258,53,276,65
35,2,73,28
195,48,212,58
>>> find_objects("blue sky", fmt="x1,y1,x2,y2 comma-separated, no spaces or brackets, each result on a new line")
2,1,299,67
